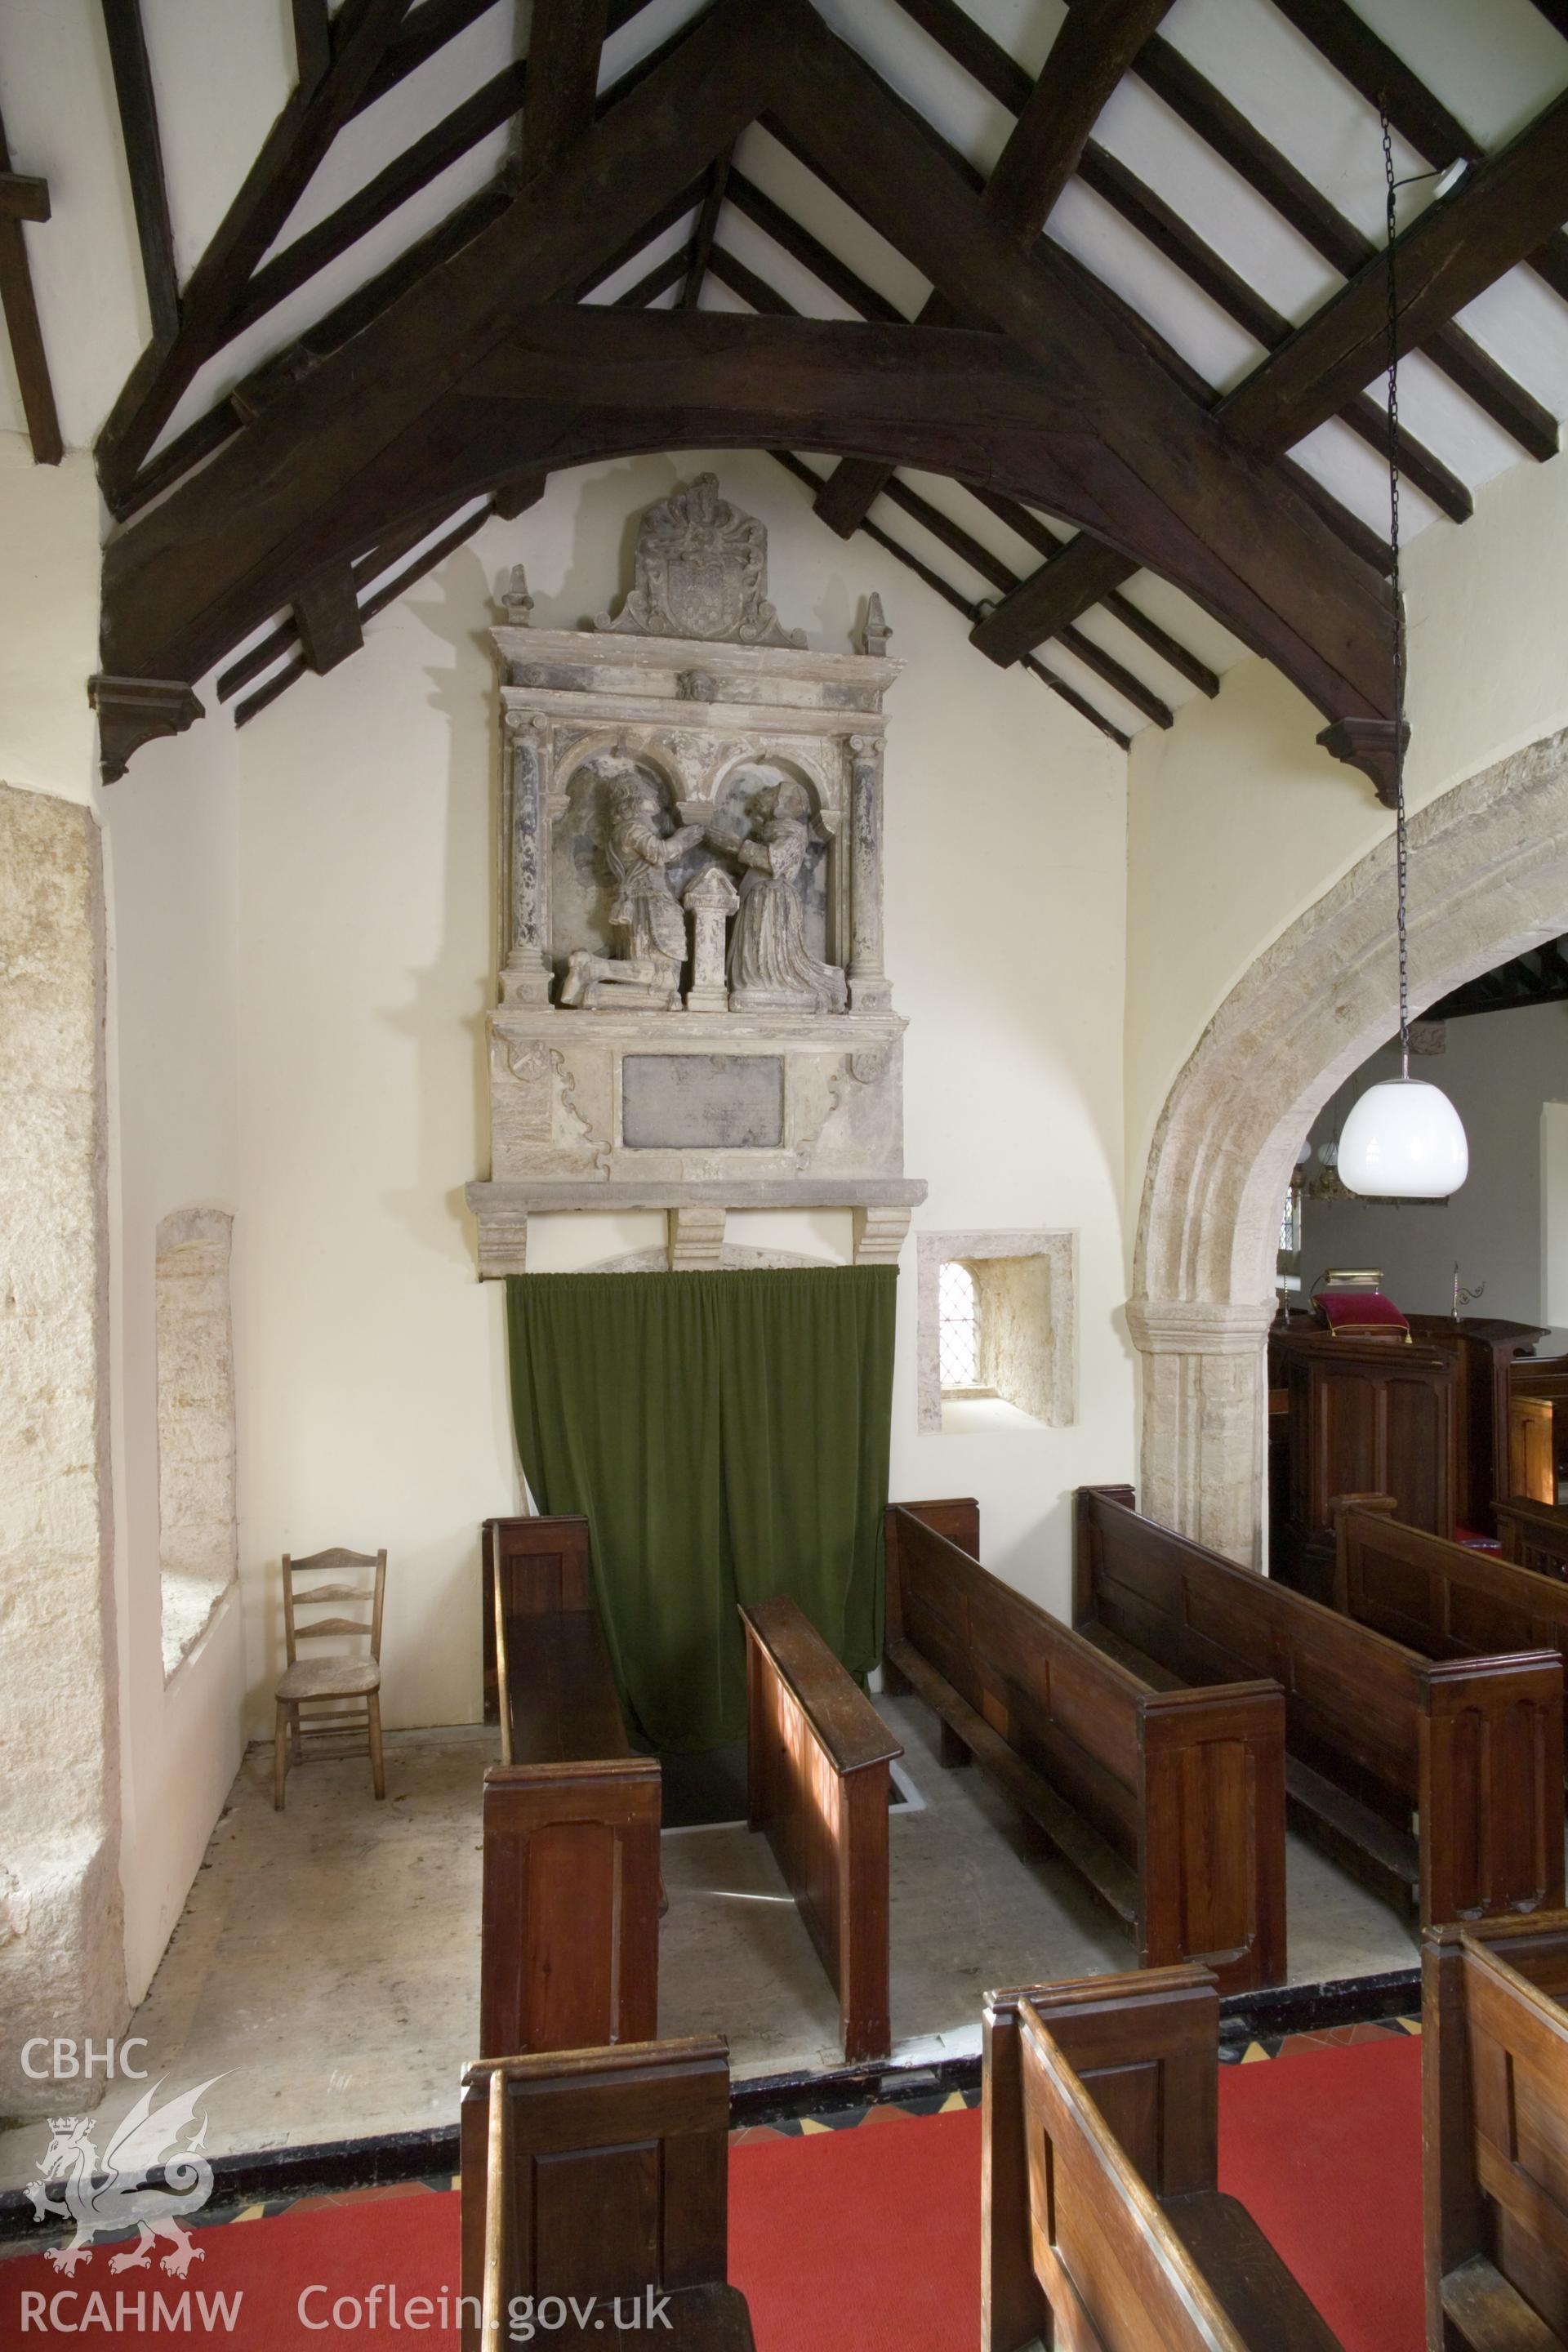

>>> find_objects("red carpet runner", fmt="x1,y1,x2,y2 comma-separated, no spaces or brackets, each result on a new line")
0,2034,1424,2350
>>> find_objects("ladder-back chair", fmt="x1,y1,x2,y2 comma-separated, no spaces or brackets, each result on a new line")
273,1547,387,1811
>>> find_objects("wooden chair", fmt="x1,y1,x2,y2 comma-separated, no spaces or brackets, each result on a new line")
273,1546,386,1811
459,2037,755,2350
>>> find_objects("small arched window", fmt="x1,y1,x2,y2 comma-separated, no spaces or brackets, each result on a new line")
938,1258,979,1389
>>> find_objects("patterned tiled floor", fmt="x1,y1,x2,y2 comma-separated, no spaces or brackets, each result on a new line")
0,2007,1423,2265
164,2009,1425,2244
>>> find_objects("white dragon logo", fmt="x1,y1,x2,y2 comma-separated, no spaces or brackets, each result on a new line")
25,2077,222,2275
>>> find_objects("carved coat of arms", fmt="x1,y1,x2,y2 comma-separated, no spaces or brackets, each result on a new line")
596,474,806,648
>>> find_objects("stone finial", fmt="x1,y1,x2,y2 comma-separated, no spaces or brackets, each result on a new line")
595,473,806,648
861,593,893,657
502,564,534,625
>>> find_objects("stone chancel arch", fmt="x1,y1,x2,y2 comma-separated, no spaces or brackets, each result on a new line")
1129,726,1568,1567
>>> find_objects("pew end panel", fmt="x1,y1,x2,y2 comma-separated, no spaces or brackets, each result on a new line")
483,1512,596,1726
1138,1683,1288,1991
460,2036,752,2352
480,1758,662,2059
1073,1482,1138,1627
883,1496,979,1693
1498,1498,1568,1584
1013,1974,1346,2351
741,1597,902,2066
982,1966,1220,2352
1417,1653,1566,1930
1423,1915,1568,2352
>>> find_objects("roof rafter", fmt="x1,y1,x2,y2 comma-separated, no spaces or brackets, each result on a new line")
898,0,1557,461
1221,85,1568,452
0,97,61,464
95,0,1407,787
813,0,1177,534
710,233,1207,722
525,0,611,177
96,0,410,501
770,0,1394,749
99,0,180,347
1270,0,1568,305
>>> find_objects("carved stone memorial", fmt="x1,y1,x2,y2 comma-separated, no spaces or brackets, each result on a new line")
466,475,924,1274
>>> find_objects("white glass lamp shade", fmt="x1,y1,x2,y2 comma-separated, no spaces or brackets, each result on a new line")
1337,1076,1468,1198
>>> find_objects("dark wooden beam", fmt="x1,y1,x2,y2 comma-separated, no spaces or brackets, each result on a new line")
99,7,1397,775
982,0,1175,232
607,244,688,307
96,0,409,501
1100,588,1218,696
973,534,1138,669
234,502,492,728
492,472,549,519
100,0,802,701
1526,1,1568,41
813,0,1175,534
1076,145,1471,523
780,5,1390,587
1269,0,1568,307
292,562,364,673
525,0,611,178
291,0,333,98
773,2,1393,730
0,104,61,465
680,146,733,308
1121,23,1558,459
1222,87,1568,456
99,0,180,347
227,61,530,336
726,170,906,322
354,0,501,114
714,239,1212,709
897,0,1555,459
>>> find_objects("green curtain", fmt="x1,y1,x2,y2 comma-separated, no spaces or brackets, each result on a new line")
506,1267,897,1751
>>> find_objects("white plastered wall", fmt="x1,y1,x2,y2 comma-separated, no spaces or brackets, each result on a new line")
1125,443,1568,1256
229,448,1135,1734
0,426,245,2042
103,716,245,2003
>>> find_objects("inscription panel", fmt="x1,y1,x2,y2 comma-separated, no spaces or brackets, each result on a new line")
621,1054,784,1149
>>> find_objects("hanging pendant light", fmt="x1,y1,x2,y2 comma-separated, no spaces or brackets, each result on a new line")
1339,115,1468,1201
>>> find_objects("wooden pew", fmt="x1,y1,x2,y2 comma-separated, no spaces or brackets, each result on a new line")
1498,1495,1568,1583
1076,1484,1565,1932
460,2037,755,2351
982,1964,1344,2352
741,1596,902,2065
886,1500,1287,1993
1332,1494,1568,1765
1424,1912,1568,2350
480,1510,661,2058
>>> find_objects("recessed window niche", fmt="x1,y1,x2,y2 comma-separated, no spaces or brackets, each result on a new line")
916,1230,1076,1433
155,1208,238,1677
